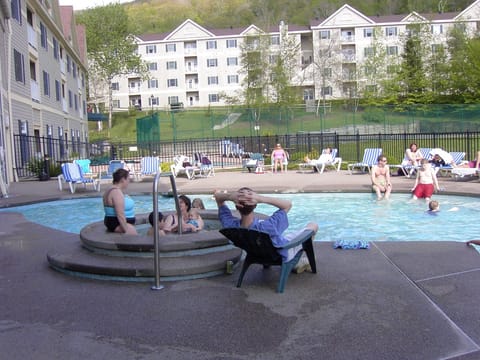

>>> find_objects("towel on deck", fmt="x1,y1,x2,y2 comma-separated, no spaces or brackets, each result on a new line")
333,239,370,250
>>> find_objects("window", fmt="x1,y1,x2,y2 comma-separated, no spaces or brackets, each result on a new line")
146,45,156,54
386,46,398,56
365,66,375,76
431,44,443,54
323,68,332,77
304,89,314,100
167,78,178,87
227,57,238,66
74,94,78,110
42,71,50,96
66,55,71,73
206,40,217,49
227,75,238,84
226,39,237,48
168,96,179,105
112,100,120,108
385,27,397,37
72,63,77,78
269,55,278,64
320,30,330,39
166,61,177,70
148,62,157,70
387,65,398,74
111,82,119,90
431,24,443,34
14,49,25,83
270,35,280,45
208,94,219,103
321,86,332,96
365,85,377,93
149,96,159,106
149,79,158,88
68,90,72,108
11,0,21,23
29,60,36,81
364,47,374,56
454,23,466,32
166,43,176,52
363,28,373,37
53,37,59,60
55,80,60,101
40,23,48,50
208,76,218,85
207,58,218,67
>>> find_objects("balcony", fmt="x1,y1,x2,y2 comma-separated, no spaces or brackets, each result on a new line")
128,86,141,93
30,80,40,102
342,54,356,63
341,35,355,43
184,47,197,56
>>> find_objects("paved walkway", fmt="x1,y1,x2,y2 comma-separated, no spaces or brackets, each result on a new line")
1,170,479,359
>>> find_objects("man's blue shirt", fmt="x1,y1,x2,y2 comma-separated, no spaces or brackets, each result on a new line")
218,204,290,259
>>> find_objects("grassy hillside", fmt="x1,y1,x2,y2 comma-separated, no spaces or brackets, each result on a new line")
119,0,474,35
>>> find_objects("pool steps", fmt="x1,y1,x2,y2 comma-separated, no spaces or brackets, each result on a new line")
46,210,243,282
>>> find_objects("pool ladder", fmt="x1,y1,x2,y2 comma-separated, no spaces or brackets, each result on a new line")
151,172,182,290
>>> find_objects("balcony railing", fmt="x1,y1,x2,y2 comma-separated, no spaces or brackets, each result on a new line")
28,25,37,49
30,80,40,102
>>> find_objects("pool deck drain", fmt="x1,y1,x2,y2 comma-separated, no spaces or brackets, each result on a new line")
1,170,479,360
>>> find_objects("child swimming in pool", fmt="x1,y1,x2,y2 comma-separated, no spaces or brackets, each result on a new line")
427,200,440,213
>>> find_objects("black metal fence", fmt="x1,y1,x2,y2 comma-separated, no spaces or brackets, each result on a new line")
13,132,480,178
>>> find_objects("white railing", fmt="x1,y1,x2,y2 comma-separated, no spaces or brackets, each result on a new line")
30,80,40,102
28,25,37,49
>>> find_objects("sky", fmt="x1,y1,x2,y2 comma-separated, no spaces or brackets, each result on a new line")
58,0,133,11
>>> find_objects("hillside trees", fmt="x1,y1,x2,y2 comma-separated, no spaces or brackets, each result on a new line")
77,4,148,129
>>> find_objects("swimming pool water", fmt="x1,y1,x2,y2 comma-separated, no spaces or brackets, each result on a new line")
1,193,478,242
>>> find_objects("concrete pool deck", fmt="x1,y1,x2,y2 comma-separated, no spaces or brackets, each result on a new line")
1,170,479,359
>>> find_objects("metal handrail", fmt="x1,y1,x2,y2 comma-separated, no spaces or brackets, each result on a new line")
151,172,181,290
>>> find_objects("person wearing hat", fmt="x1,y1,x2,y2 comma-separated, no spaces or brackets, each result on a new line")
271,143,288,172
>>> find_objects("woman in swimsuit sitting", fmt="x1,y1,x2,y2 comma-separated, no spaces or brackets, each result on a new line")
271,143,287,173
162,195,204,233
103,168,137,235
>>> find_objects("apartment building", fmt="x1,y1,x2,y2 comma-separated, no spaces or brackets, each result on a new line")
0,0,87,184
109,0,480,111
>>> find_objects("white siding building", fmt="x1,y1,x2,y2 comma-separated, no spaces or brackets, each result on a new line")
108,1,480,110
0,0,87,184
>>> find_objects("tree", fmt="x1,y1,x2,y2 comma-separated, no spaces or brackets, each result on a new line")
78,4,148,129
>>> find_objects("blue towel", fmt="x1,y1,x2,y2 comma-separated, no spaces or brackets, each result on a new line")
333,239,369,250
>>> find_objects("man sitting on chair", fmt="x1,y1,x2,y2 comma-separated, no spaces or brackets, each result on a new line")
214,187,318,273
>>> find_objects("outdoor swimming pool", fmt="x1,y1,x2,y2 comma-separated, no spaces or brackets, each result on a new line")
1,193,478,242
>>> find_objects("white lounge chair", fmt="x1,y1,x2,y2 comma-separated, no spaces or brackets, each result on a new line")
348,148,382,174
170,155,200,179
299,148,341,174
58,162,99,194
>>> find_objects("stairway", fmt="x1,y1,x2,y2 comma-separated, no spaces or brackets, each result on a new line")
47,211,242,282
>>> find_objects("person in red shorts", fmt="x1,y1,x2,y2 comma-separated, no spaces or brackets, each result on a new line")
411,159,440,202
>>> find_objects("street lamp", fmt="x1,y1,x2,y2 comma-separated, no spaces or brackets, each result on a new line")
150,95,154,116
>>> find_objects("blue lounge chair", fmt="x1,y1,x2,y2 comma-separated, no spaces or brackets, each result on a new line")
74,159,97,178
58,162,99,194
134,156,160,181
437,151,466,177
99,160,126,185
219,227,317,293
348,148,382,174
